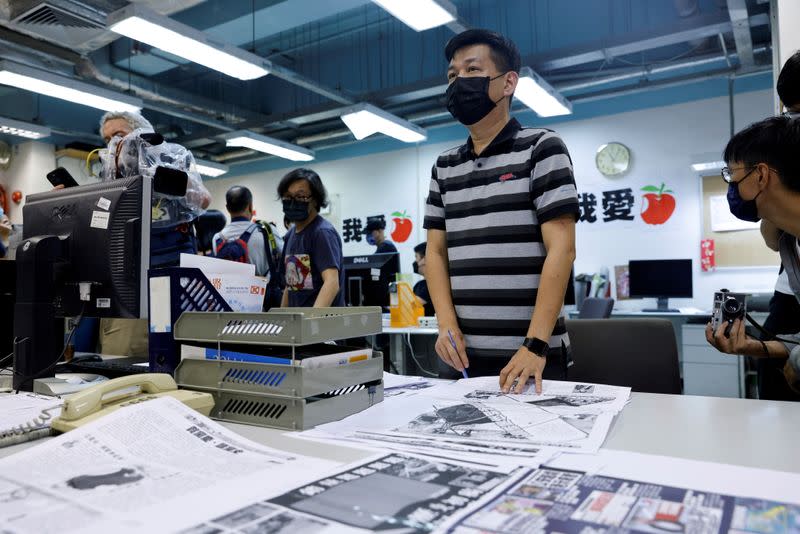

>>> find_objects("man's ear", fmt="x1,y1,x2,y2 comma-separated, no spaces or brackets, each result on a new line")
757,162,772,190
504,71,519,98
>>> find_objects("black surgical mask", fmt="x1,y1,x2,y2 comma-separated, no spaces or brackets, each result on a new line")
283,199,310,222
446,74,507,126
726,169,761,222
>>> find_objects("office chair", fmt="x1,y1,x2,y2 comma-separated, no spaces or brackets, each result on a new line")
578,297,615,319
566,318,681,394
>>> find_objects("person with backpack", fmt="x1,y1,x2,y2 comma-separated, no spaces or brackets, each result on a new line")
213,186,270,277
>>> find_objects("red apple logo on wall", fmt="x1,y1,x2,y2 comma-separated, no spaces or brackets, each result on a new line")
390,210,413,243
640,183,676,225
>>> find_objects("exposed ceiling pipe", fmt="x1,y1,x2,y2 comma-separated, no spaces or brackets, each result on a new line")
558,44,769,92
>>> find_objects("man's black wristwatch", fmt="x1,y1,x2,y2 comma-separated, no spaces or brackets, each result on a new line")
522,337,549,358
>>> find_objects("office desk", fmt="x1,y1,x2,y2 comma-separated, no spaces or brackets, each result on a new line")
8,392,790,470
224,392,800,474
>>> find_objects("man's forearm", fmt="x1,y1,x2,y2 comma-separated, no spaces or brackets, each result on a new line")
313,280,338,308
526,250,574,341
426,249,458,326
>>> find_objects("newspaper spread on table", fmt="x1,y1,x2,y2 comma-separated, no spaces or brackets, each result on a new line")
296,377,631,467
0,396,339,534
438,449,800,534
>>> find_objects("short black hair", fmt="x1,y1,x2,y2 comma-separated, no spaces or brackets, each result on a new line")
277,167,329,209
225,185,252,213
723,115,800,193
777,50,800,110
444,29,521,74
413,242,427,256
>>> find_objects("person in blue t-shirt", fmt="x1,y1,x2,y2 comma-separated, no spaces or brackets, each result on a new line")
278,168,345,308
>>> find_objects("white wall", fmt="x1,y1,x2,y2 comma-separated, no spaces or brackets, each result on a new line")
193,89,780,311
0,141,56,224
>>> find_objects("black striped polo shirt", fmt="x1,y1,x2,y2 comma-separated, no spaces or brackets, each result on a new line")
423,118,580,360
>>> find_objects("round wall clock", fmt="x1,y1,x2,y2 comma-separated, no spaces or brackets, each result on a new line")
595,142,631,177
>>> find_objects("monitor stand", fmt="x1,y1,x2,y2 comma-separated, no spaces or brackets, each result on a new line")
642,297,679,313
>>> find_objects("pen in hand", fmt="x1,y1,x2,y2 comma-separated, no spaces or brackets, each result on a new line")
447,330,468,379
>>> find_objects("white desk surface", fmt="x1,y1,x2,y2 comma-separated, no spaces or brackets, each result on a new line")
227,392,800,474
2,392,798,475
383,326,438,334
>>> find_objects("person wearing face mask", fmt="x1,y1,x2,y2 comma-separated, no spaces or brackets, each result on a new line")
751,51,800,401
364,218,401,301
705,115,800,395
412,242,435,317
277,168,345,308
424,29,579,394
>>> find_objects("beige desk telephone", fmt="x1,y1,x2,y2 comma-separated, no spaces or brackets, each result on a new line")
50,373,215,433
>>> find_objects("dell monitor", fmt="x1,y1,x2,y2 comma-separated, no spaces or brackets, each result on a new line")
628,259,693,312
13,176,151,390
343,253,399,309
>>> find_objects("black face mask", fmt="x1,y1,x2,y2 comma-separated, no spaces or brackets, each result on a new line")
446,74,506,126
412,261,419,274
282,199,310,222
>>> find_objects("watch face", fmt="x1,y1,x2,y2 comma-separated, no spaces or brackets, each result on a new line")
595,142,630,176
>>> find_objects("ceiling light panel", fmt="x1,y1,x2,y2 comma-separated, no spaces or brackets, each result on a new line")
108,4,270,81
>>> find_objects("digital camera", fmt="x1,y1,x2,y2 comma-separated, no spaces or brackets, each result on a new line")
711,289,747,333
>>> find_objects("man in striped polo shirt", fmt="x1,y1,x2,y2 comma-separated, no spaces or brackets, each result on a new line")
424,29,579,395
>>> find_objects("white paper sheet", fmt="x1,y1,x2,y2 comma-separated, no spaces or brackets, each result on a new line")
179,252,255,275
0,397,338,534
0,393,64,436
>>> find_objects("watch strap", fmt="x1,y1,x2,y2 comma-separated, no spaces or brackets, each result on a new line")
522,337,549,358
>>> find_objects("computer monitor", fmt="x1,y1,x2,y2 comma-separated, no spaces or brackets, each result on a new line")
628,259,693,312
343,253,399,308
13,176,151,390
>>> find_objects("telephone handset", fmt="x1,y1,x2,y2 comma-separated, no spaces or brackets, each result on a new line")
51,373,214,433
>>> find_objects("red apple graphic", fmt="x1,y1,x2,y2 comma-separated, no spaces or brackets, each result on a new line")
390,210,413,243
640,183,676,225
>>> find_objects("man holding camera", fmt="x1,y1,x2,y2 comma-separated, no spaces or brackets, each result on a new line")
705,115,800,393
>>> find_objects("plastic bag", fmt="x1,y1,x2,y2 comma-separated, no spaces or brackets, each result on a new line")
99,128,209,226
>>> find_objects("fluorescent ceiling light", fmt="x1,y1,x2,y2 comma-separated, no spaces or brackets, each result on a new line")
691,161,725,172
194,159,229,177
223,131,314,162
0,116,50,140
515,67,572,117
340,103,427,143
0,60,142,113
108,4,270,81
371,0,456,31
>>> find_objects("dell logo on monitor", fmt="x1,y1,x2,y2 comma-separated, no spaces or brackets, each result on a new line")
353,257,369,264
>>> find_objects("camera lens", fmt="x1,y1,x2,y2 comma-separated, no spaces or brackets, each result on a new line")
723,297,742,315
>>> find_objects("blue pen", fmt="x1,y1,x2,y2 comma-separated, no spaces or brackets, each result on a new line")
448,330,469,378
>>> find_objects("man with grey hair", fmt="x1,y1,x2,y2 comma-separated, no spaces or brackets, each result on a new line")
98,110,154,143
92,110,210,357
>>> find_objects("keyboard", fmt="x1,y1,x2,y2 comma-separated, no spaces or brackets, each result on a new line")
62,358,151,379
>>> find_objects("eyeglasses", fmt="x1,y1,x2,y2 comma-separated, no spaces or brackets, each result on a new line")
721,166,756,184
282,194,312,202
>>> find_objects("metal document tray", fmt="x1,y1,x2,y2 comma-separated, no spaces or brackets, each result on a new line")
174,357,383,431
172,307,384,431
173,306,382,348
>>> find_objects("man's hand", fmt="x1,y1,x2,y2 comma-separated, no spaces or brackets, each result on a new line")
52,184,65,191
500,347,546,394
705,319,760,356
435,326,468,372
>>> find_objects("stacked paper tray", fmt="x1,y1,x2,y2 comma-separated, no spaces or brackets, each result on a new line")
172,307,382,348
172,307,384,431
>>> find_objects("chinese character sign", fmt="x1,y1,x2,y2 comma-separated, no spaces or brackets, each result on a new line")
341,211,414,244
578,182,677,227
